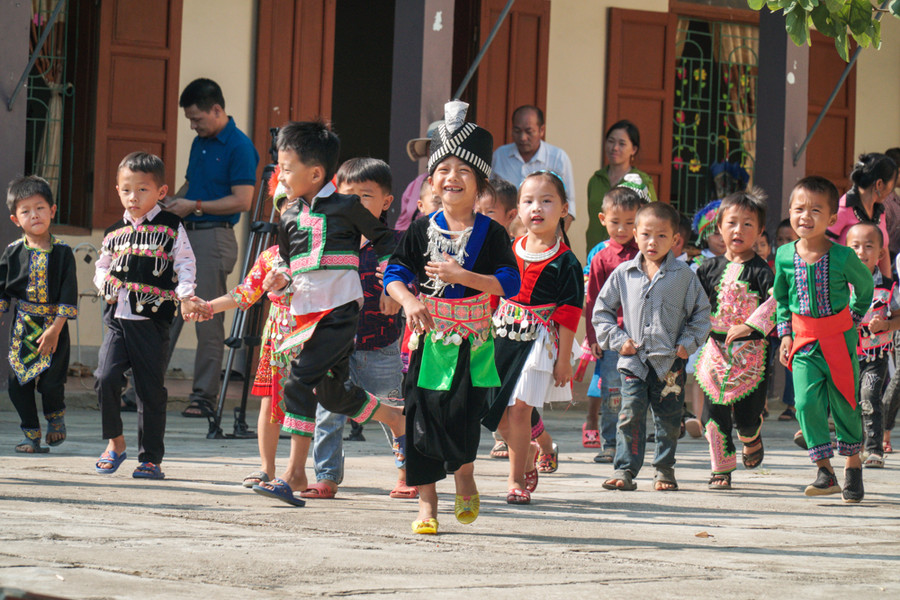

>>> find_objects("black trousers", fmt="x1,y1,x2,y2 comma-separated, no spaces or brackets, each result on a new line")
8,325,70,435
94,309,170,464
707,381,766,454
859,354,888,455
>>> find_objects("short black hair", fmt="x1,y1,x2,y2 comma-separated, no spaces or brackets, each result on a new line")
677,214,692,243
716,187,767,232
635,201,680,231
792,176,839,215
277,120,341,182
602,187,646,213
118,152,166,187
850,153,898,190
776,217,792,232
846,221,884,248
758,230,771,244
335,157,392,195
512,105,544,127
179,78,225,112
489,177,517,212
7,175,54,213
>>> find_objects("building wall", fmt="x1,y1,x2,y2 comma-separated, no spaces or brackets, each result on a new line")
58,0,258,373
854,14,900,157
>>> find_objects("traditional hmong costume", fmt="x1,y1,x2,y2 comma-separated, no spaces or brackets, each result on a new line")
774,241,874,463
0,236,77,447
482,236,583,430
93,206,196,465
384,104,520,486
856,270,896,458
274,179,397,437
695,255,775,474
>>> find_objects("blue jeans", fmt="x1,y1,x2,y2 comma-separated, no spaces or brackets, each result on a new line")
613,358,685,479
588,350,621,450
313,340,403,483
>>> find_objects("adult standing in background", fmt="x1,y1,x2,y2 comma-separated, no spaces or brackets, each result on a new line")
492,105,576,230
162,78,260,417
586,120,657,250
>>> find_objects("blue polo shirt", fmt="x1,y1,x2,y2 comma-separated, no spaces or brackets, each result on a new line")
184,117,259,225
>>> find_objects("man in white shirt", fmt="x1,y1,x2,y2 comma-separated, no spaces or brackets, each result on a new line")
491,105,576,229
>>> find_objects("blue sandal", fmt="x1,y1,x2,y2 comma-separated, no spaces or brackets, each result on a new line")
132,461,165,480
16,437,49,454
45,411,66,447
95,450,127,474
252,478,305,507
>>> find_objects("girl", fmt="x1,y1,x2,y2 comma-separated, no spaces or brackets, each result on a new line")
695,190,776,489
828,153,898,277
482,171,583,504
384,101,520,534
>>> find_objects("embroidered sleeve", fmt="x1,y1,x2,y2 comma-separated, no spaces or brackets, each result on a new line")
57,304,77,319
773,243,793,337
228,247,274,310
56,245,78,319
746,295,776,336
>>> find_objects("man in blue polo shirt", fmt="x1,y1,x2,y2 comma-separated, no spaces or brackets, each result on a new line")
163,78,259,417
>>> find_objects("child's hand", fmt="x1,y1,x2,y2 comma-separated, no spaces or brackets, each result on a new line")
725,324,752,345
36,328,60,356
779,336,793,367
380,292,401,316
870,316,890,334
675,345,688,360
553,357,573,388
590,342,603,360
375,265,385,284
425,253,465,284
402,297,434,333
180,297,203,321
620,339,638,356
263,270,289,292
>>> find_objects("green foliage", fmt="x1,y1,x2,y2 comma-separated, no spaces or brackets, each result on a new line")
748,0,891,61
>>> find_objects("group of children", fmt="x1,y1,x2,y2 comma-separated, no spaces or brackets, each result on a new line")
3,103,897,533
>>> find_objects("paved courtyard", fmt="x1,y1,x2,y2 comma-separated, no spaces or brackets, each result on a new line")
1,403,898,599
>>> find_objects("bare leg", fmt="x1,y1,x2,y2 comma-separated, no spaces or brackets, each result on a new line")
536,429,554,454
815,457,834,473
453,461,477,496
372,403,405,438
586,397,601,431
845,453,862,469
417,483,438,521
505,401,532,490
98,435,126,470
280,434,311,492
257,397,279,477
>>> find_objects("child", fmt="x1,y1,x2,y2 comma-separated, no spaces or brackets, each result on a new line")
253,120,405,507
1,176,77,453
774,218,799,423
304,157,415,500
93,152,200,479
477,178,518,233
583,186,645,463
594,202,710,491
691,200,725,271
695,189,775,489
774,176,874,502
754,230,772,266
846,223,896,468
482,171,582,504
385,101,520,534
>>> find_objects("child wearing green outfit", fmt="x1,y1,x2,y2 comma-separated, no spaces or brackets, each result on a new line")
774,176,874,502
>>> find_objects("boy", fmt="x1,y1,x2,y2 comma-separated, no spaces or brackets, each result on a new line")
255,120,405,507
304,157,416,500
593,202,711,491
477,178,518,235
583,187,645,463
93,152,201,479
754,230,772,266
775,176,873,502
1,176,77,454
846,223,896,468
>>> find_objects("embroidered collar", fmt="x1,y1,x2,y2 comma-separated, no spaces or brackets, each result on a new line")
845,188,885,225
22,235,55,253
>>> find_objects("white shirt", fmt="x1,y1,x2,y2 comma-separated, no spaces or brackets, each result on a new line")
491,140,577,218
93,205,197,320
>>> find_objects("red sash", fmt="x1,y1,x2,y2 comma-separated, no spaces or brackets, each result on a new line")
788,307,856,409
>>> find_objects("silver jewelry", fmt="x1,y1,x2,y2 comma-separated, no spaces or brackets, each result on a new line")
515,236,560,263
424,212,473,295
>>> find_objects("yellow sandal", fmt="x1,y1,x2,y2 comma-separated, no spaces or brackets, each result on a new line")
411,517,438,534
454,493,480,524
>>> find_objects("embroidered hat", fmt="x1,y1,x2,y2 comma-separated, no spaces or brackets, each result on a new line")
692,199,721,242
427,101,493,180
616,172,651,201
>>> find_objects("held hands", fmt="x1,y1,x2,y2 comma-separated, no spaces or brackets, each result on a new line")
724,324,752,346
590,342,603,360
181,296,212,321
402,297,435,333
675,344,688,360
424,253,465,285
36,328,60,356
620,339,639,356
263,270,290,292
869,316,891,334
779,336,793,367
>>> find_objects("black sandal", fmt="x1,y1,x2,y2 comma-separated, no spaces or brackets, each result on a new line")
181,399,212,418
742,436,764,469
708,473,732,490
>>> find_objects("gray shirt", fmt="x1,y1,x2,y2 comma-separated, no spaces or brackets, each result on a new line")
593,251,711,380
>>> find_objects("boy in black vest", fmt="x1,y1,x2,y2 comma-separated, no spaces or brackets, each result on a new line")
93,152,202,479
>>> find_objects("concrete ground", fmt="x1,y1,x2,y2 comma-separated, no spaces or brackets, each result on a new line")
1,400,899,599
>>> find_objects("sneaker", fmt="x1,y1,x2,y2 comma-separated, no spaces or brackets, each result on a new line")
804,466,841,496
842,467,864,503
593,448,614,463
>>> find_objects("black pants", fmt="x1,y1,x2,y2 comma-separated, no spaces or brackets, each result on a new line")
8,325,70,436
859,354,888,455
707,382,766,454
94,310,170,464
281,302,380,434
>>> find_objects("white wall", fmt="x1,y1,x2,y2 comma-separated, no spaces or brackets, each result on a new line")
854,14,900,157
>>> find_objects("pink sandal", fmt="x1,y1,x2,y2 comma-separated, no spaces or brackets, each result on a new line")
582,423,601,448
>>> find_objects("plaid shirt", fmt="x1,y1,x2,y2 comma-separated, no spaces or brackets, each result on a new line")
593,251,711,379
356,233,403,351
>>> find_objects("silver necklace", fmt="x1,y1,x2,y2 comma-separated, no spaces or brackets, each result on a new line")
425,212,473,295
516,236,560,263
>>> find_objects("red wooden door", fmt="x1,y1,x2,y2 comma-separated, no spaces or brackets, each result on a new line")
92,0,183,228
474,0,551,148
605,8,677,203
805,31,856,194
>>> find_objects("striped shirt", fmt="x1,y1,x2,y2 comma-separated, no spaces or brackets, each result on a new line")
593,251,711,379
